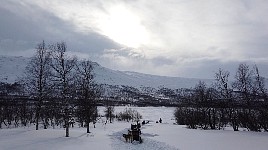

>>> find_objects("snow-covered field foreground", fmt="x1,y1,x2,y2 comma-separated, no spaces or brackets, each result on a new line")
1,106,268,150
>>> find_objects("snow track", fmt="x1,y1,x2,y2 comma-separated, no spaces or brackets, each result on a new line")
110,128,179,150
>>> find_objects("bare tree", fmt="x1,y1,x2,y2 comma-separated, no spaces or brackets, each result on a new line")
75,60,99,133
215,68,238,131
50,42,77,137
24,41,52,130
252,65,268,131
233,63,261,131
252,65,267,98
105,105,115,123
215,68,232,99
193,81,207,105
233,63,253,105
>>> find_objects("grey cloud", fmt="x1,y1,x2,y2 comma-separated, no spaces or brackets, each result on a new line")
151,56,175,66
103,48,145,59
174,58,268,79
0,1,120,56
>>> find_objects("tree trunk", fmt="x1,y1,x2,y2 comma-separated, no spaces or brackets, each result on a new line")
36,114,39,130
86,116,91,133
66,122,69,137
65,109,70,137
44,118,48,129
109,112,112,123
87,122,90,133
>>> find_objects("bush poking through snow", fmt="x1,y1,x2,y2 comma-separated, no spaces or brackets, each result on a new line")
116,108,142,122
104,106,115,123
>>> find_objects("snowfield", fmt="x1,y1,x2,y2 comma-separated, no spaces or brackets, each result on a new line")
1,106,268,150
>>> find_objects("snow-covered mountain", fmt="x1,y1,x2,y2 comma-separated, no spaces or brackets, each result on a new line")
0,56,28,83
0,55,213,89
94,66,213,89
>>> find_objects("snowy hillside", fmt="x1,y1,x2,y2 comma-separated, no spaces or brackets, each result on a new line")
0,55,212,89
93,66,213,89
0,56,28,83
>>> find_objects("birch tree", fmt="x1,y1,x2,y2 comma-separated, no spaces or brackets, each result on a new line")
75,60,99,133
24,41,52,130
50,42,77,137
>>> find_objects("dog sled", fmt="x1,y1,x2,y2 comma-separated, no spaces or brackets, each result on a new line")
123,122,142,143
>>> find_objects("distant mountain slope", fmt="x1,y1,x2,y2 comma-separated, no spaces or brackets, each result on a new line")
0,55,214,89
93,66,213,89
0,56,28,83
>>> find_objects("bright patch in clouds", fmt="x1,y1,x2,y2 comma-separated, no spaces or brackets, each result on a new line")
97,5,149,48
27,1,149,48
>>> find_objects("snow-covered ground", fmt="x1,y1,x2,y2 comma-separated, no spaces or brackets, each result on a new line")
1,106,268,150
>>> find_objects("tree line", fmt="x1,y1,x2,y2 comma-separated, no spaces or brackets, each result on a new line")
0,41,100,136
174,64,268,131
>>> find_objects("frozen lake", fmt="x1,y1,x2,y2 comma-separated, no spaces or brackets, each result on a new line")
98,106,177,124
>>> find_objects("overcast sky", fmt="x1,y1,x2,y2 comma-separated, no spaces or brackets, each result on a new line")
1,0,268,79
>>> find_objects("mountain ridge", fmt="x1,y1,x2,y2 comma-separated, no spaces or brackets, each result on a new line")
0,55,213,89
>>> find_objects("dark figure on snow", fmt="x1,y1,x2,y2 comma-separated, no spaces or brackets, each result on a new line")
159,118,162,123
137,121,141,129
142,120,145,125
